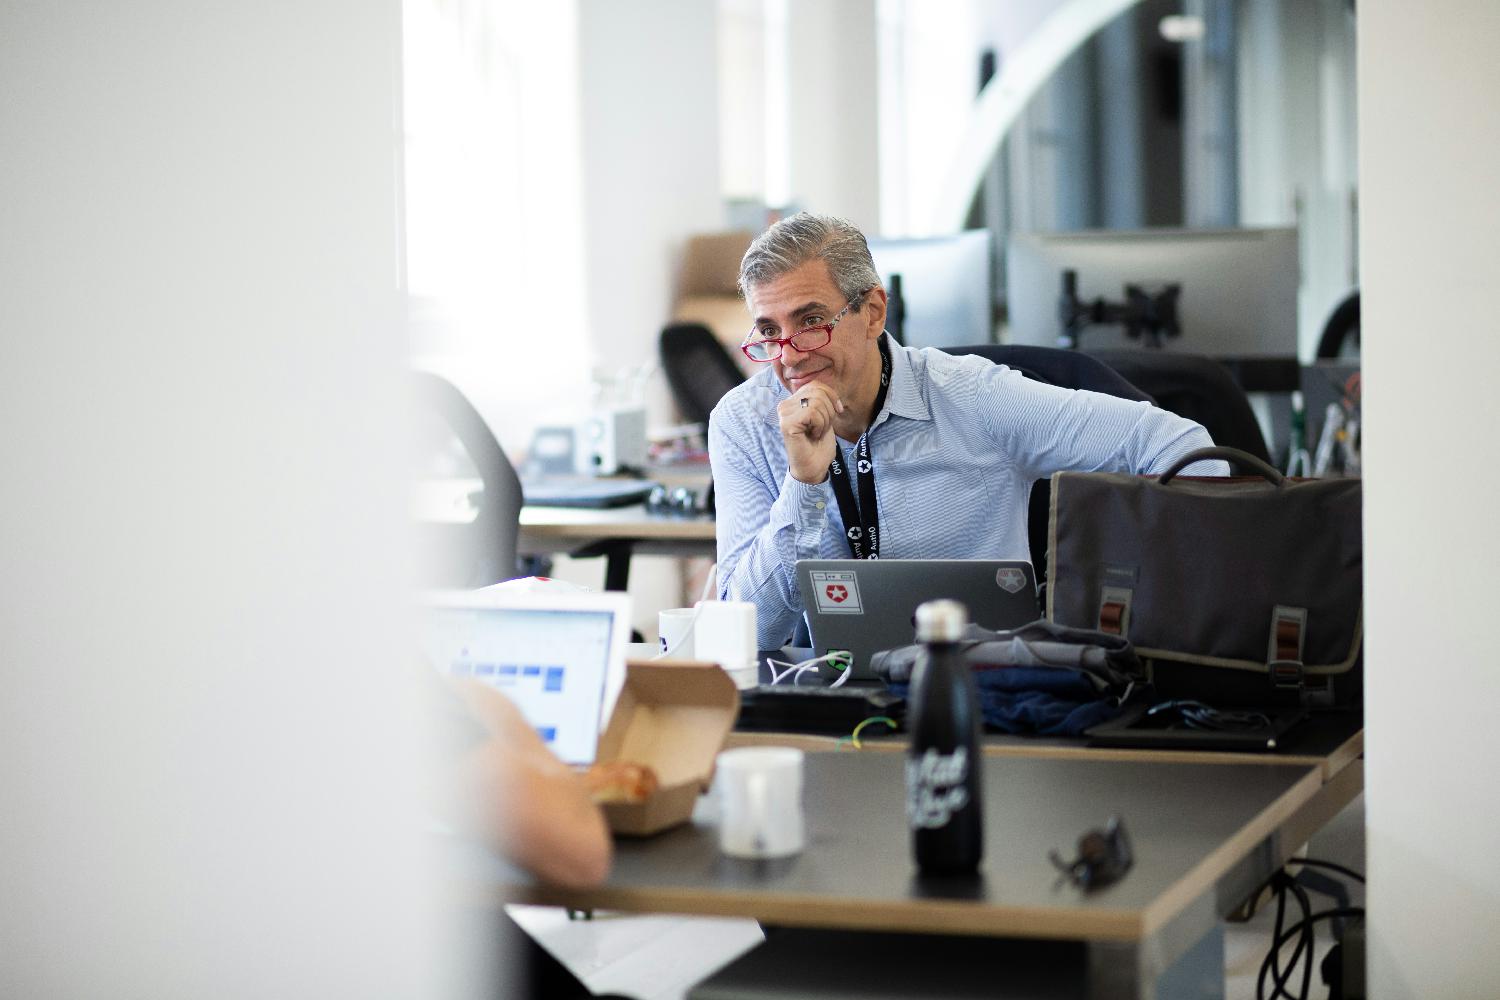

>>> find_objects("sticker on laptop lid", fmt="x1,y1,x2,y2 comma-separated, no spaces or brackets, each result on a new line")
810,570,863,614
995,566,1028,594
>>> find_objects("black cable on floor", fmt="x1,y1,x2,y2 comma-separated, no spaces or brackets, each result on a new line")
1259,872,1315,1000
1252,856,1368,1000
1258,907,1368,1000
1282,857,1365,884
1242,855,1365,922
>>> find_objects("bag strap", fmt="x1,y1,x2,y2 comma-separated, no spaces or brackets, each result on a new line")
1157,446,1285,486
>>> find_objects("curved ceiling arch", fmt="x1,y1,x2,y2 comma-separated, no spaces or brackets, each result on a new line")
931,0,1146,232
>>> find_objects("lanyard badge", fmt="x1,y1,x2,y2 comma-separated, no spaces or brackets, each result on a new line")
827,337,892,560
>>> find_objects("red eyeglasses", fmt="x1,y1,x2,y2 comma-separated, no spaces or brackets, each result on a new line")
740,293,867,363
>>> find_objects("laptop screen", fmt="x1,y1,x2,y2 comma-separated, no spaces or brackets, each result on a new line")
423,593,630,765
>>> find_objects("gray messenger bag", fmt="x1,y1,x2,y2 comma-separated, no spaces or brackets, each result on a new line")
1045,446,1363,707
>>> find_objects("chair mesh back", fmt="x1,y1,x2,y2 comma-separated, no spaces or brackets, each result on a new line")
1086,350,1272,464
660,323,746,425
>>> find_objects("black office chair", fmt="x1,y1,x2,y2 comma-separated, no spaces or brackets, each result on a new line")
660,322,746,425
946,344,1156,404
1085,350,1273,465
941,345,1155,593
411,370,524,588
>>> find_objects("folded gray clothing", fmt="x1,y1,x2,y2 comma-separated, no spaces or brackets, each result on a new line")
871,618,1142,694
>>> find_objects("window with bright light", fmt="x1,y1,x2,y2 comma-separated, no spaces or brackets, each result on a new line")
401,0,591,455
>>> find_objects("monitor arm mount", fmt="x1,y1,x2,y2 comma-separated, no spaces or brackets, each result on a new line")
1057,269,1182,350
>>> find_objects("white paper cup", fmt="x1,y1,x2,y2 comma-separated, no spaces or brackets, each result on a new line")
693,601,757,663
693,600,759,687
657,607,696,656
715,747,806,859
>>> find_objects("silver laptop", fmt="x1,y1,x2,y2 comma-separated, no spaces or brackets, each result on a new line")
795,559,1039,680
422,589,632,765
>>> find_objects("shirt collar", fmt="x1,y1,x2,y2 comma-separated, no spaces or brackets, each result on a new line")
878,337,931,424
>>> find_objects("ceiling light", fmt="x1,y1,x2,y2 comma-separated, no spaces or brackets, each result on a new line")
1159,15,1206,43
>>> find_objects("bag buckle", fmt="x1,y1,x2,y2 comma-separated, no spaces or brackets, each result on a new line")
1098,586,1133,636
1268,660,1305,690
1267,606,1308,692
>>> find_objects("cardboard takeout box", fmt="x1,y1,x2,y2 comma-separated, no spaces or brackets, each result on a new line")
596,659,741,836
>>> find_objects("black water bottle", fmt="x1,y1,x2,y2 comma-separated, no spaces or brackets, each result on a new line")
905,599,984,874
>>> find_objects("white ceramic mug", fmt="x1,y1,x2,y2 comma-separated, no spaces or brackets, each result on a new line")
715,747,806,859
658,607,696,656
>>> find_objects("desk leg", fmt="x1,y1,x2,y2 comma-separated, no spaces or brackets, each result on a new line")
602,542,632,591
1089,928,1223,1000
1088,893,1224,1000
568,540,635,591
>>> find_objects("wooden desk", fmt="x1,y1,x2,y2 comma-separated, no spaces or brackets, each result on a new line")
519,504,715,589
726,723,1362,779
725,723,1365,874
518,503,715,546
471,752,1325,998
416,478,716,589
470,649,1361,995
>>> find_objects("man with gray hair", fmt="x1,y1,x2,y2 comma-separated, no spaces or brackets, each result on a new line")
708,212,1225,649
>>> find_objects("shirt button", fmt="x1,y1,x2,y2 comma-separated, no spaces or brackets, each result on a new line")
815,501,825,509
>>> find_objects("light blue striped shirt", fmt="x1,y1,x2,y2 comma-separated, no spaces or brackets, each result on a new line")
708,342,1227,648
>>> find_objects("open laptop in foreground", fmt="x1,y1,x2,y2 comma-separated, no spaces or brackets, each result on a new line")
422,589,632,765
794,559,1040,681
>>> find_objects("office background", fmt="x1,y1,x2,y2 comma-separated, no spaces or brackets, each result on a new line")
2,1,1496,996
404,0,1358,455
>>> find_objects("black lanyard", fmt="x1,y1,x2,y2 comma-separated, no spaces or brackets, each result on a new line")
827,336,892,559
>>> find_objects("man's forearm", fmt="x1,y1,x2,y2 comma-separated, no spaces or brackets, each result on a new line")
715,470,836,648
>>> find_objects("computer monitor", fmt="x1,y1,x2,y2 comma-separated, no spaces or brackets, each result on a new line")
866,230,994,348
1005,227,1298,359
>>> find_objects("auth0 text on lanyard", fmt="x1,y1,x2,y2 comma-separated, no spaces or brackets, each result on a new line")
827,337,892,560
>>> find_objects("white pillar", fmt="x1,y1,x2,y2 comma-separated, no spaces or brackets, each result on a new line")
578,0,725,400
1360,1,1500,993
783,0,882,230
0,2,447,996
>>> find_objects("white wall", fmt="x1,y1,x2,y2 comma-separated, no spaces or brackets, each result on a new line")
1360,1,1500,994
878,0,984,234
404,0,592,457
0,3,451,996
573,0,726,628
579,0,724,405
784,0,881,229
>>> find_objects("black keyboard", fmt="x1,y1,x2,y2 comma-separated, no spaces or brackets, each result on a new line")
737,684,905,734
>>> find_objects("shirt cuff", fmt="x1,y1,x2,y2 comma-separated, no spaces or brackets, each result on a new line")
776,473,831,559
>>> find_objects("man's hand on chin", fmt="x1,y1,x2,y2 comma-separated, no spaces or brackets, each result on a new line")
777,384,844,484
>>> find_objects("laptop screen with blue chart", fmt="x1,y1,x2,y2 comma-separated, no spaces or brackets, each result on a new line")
423,590,631,765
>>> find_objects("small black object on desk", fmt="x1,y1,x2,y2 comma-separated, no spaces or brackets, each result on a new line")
1049,814,1133,891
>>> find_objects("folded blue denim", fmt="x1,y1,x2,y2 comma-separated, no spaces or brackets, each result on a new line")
875,619,1142,736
